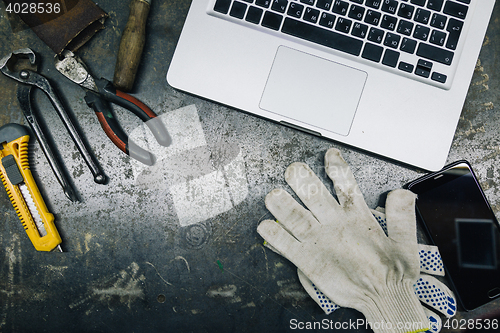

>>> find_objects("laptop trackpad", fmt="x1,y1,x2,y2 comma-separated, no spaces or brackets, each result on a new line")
260,46,367,136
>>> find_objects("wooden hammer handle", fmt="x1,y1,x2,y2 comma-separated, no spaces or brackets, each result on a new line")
113,0,151,92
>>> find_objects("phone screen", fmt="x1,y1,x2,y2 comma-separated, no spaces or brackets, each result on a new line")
407,161,500,310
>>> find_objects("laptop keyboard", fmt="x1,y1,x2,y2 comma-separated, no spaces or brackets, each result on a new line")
209,0,473,89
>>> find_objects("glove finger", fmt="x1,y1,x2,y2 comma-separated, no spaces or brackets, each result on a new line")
324,148,369,212
385,189,418,245
371,209,388,235
297,269,340,314
414,274,457,318
373,208,445,277
263,241,281,255
419,244,445,276
284,162,344,225
265,188,321,241
257,219,302,262
423,307,442,333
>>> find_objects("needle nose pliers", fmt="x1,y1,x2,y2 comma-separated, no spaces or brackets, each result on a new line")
54,50,171,166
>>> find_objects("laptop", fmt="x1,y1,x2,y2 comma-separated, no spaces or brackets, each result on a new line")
167,0,496,171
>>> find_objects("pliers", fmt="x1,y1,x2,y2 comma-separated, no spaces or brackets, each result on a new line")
54,50,171,166
0,48,106,201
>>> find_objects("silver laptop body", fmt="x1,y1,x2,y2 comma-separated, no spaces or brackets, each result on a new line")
167,0,496,171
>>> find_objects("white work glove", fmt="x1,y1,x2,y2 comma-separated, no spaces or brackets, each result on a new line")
295,209,456,333
258,148,430,333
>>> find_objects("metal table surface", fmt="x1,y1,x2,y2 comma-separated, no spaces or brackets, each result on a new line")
0,1,499,332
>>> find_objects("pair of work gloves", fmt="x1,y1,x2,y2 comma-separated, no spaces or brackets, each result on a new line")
257,148,456,333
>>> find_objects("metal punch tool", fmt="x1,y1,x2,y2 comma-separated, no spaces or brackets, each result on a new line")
0,48,106,201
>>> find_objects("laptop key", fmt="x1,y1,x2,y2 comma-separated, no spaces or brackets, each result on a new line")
230,2,248,19
351,22,368,38
271,0,288,13
281,17,364,56
362,43,384,62
430,13,447,29
417,59,433,70
348,5,366,21
246,6,264,23
416,42,454,65
381,14,397,30
397,20,414,36
430,30,446,46
304,7,321,23
365,0,382,9
262,11,283,30
368,27,384,43
427,0,444,12
335,17,352,33
446,18,463,50
431,72,447,83
319,12,337,28
400,37,417,53
381,0,398,14
256,0,271,8
365,10,382,25
332,0,349,15
398,4,415,19
415,67,430,78
384,32,401,48
410,0,426,6
413,25,430,41
382,49,400,68
214,0,232,14
317,0,334,10
443,1,468,20
398,61,414,73
287,2,304,18
414,8,431,24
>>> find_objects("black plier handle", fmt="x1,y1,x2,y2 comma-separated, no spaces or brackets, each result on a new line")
84,79,171,166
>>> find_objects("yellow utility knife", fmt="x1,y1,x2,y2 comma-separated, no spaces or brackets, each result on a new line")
0,123,62,252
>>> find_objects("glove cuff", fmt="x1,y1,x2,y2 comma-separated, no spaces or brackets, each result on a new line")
361,281,430,333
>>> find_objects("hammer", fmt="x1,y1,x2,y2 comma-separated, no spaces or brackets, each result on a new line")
113,0,151,92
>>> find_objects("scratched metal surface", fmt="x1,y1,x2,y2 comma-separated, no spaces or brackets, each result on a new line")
0,1,499,332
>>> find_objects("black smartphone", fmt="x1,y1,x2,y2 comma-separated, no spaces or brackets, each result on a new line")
406,160,500,311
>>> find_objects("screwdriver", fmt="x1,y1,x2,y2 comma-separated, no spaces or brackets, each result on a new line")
113,0,151,92
0,123,63,252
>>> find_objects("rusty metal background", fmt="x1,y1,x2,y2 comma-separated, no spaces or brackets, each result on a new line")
0,1,499,332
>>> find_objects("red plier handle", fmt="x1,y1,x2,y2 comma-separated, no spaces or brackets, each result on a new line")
84,79,171,165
